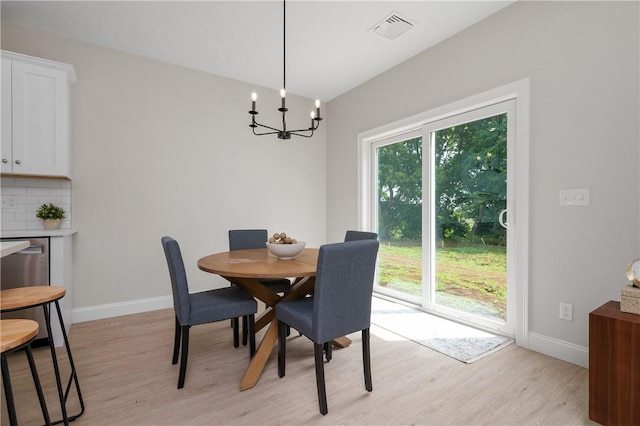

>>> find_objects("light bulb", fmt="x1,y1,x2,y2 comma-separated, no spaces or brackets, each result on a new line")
251,92,257,101
280,89,286,98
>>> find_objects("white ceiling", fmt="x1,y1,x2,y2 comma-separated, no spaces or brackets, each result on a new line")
1,1,514,101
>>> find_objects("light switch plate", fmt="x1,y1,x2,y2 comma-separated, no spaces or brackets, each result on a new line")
559,188,590,206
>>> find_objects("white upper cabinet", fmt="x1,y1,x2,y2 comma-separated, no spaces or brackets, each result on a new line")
1,51,76,178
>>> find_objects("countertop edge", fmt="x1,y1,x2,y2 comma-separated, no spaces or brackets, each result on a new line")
0,240,30,257
1,228,77,238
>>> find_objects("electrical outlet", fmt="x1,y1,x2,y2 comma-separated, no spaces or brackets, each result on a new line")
559,303,573,321
1,197,17,209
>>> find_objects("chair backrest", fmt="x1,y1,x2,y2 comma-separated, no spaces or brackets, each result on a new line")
161,236,191,326
229,229,268,251
344,230,378,242
311,239,379,344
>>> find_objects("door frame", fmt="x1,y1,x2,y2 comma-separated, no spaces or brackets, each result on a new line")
358,79,530,344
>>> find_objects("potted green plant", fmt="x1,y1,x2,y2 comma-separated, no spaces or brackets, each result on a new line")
36,203,65,230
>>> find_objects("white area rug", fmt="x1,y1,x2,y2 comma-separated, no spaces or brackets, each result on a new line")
371,297,513,363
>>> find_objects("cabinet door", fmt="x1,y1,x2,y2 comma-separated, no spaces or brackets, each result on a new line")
1,58,12,173
11,60,69,177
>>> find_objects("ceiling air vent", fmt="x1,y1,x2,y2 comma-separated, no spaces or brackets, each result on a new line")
370,11,415,40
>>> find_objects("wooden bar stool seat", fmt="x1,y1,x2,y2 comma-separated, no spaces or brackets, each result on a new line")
1,319,51,426
0,286,66,312
0,286,84,425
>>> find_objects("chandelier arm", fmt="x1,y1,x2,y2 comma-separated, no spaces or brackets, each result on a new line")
252,120,283,134
289,125,317,134
253,128,281,136
278,118,320,136
289,130,314,138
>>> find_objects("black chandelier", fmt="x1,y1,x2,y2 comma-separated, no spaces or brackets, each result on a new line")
248,0,323,139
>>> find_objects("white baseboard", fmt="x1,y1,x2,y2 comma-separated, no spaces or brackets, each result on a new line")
72,295,173,323
525,331,588,368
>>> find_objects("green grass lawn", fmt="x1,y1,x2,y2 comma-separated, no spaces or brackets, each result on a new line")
377,241,507,319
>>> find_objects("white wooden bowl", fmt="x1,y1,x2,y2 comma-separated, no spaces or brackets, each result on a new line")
266,241,306,259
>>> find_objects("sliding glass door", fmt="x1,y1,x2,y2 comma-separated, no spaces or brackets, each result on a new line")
371,99,516,336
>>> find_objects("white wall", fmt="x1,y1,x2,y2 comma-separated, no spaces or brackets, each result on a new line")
326,1,639,365
1,22,327,315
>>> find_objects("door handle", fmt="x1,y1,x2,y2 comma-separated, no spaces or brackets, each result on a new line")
14,246,43,254
499,209,510,229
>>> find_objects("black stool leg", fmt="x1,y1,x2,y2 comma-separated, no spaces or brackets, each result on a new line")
53,300,85,422
1,354,18,426
43,303,69,426
26,345,52,425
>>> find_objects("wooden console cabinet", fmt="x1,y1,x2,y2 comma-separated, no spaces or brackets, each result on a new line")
589,301,640,425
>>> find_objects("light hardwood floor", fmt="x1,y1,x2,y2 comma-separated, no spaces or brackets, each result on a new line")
1,306,594,425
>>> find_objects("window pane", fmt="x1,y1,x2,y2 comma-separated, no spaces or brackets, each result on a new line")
432,113,507,320
376,136,422,298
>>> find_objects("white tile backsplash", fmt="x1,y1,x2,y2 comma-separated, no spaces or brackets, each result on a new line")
1,177,72,230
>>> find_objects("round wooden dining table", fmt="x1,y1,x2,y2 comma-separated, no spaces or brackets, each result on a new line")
198,247,352,391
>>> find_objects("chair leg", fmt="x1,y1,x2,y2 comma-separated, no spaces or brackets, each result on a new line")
278,321,287,378
2,354,18,426
177,326,190,389
362,328,372,392
324,342,332,362
25,345,51,425
232,317,240,348
314,343,328,415
242,315,248,346
172,316,181,365
247,314,256,357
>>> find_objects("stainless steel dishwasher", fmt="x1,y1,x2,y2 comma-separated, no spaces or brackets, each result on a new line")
1,237,50,345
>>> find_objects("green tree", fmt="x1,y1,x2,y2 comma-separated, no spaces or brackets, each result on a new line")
376,113,507,244
434,113,507,243
377,137,422,240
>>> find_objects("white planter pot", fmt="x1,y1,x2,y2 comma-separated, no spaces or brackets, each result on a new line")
43,219,61,230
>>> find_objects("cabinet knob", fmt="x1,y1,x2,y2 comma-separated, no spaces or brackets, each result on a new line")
14,160,21,164
2,159,7,163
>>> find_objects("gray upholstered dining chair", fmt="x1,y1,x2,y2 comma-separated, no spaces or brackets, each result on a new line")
311,230,377,361
161,236,257,389
229,229,292,345
275,239,379,415
344,230,378,242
